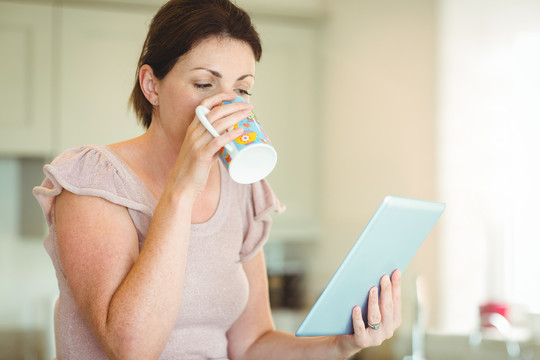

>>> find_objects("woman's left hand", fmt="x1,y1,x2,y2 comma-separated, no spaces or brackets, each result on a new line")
336,270,402,357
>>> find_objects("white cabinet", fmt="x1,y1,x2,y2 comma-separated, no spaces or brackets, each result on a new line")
57,6,150,150
0,2,53,156
0,2,152,155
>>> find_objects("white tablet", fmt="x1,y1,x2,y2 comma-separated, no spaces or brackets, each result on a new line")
295,195,445,337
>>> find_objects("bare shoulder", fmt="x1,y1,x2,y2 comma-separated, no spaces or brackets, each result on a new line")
107,137,144,164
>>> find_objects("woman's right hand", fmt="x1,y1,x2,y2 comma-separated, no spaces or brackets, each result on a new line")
167,92,252,197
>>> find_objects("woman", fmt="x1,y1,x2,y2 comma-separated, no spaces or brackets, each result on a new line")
34,0,402,358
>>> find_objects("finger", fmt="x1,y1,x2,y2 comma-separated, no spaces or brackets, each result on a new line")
211,107,253,134
391,270,402,327
379,274,394,333
205,127,244,157
210,99,252,119
190,102,251,140
199,93,252,124
351,305,373,349
351,305,367,337
186,117,217,148
199,92,239,110
366,286,381,328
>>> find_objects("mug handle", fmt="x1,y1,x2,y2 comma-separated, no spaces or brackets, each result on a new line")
195,105,235,153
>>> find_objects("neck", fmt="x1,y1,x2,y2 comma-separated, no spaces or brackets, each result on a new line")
133,121,184,190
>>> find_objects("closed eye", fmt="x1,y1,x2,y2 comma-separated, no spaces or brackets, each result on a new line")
236,89,253,96
194,83,212,89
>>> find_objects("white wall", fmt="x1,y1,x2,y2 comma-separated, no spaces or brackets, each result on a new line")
311,0,438,346
437,0,540,333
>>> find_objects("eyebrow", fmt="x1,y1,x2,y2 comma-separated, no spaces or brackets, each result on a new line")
191,67,254,81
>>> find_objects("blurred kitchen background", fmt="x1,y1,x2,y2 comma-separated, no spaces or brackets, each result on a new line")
1,0,540,359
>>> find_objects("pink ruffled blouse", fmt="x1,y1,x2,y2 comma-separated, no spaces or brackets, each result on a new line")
33,145,284,359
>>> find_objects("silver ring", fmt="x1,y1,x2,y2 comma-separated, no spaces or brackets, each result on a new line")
367,321,382,330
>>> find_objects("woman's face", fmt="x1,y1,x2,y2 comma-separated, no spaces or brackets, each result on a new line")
153,36,256,143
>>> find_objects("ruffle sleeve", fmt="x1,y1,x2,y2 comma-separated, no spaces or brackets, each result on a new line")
239,179,285,262
33,145,155,232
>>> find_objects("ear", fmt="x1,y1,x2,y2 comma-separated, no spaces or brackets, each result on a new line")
139,64,159,106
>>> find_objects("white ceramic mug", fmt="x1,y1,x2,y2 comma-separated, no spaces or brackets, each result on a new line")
195,96,277,184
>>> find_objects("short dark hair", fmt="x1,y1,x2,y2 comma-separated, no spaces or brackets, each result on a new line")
129,0,262,128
